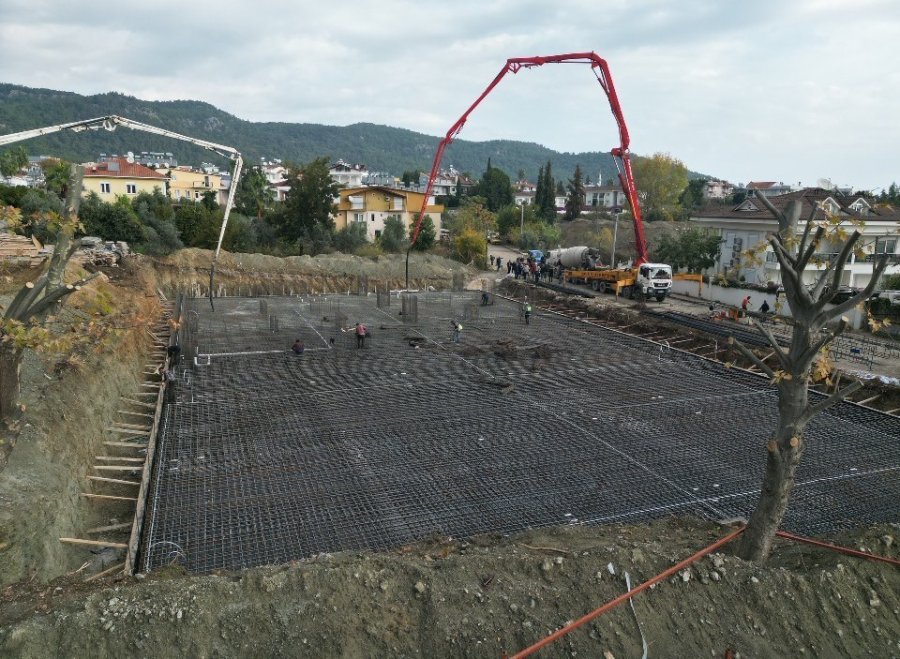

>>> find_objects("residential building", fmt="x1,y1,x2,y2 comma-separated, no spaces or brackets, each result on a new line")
746,181,795,197
364,171,397,187
583,183,627,211
334,186,443,241
81,157,167,198
703,180,735,200
330,159,368,188
689,188,900,289
513,179,536,206
158,166,225,204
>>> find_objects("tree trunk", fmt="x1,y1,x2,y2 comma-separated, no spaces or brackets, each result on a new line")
0,346,24,468
738,377,808,561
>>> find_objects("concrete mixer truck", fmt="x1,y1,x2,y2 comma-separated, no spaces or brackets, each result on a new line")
547,246,673,302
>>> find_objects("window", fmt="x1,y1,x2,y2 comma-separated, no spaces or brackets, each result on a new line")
126,184,137,194
353,213,365,224
875,237,897,254
730,237,743,268
100,183,111,194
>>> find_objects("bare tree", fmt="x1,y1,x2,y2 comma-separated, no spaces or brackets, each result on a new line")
729,191,888,562
0,165,98,464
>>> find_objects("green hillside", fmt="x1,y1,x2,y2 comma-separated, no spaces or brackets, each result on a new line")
0,83,700,182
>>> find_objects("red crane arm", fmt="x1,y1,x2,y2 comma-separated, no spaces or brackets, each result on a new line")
409,51,648,265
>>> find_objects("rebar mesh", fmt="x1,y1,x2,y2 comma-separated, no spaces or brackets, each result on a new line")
140,293,900,573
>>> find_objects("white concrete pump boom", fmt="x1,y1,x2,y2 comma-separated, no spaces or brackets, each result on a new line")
0,115,243,309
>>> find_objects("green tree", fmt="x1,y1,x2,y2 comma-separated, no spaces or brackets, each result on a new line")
516,168,526,182
234,167,275,220
496,203,537,238
475,161,513,212
40,159,73,198
410,215,436,251
334,222,369,253
132,190,182,255
453,197,496,235
654,228,722,272
563,165,585,221
453,226,486,266
512,221,561,250
555,180,565,196
270,157,340,249
79,193,146,243
0,146,28,178
379,215,407,252
200,190,219,211
678,178,708,212
534,160,556,221
632,153,689,221
401,170,422,188
174,202,219,248
880,273,900,290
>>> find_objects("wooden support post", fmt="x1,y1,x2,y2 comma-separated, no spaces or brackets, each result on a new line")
856,394,880,406
60,537,129,549
85,522,133,534
112,422,152,431
106,428,150,435
118,410,154,418
93,465,142,472
84,561,126,582
96,456,145,462
88,476,141,486
80,493,137,502
103,441,147,449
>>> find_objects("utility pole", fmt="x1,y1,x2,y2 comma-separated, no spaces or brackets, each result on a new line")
610,207,621,266
519,202,525,236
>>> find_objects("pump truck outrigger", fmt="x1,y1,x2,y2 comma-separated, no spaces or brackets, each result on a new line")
404,51,672,293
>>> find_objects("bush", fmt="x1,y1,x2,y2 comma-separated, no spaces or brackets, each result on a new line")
354,243,383,259
379,215,407,253
453,227,486,266
881,273,900,291
334,222,369,253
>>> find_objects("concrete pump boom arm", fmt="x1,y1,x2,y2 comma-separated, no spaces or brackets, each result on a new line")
0,115,243,308
408,51,649,272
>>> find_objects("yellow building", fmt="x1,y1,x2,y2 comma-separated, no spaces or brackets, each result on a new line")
334,187,443,241
81,158,167,198
158,167,225,205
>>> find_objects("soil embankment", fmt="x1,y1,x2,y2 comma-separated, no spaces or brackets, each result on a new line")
0,251,898,657
1,519,898,657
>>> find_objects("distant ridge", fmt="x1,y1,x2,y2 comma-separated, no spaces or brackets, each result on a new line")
0,83,706,182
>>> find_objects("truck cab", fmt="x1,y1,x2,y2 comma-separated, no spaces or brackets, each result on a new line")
637,263,673,301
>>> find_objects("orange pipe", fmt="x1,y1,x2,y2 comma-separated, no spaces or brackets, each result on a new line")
508,526,746,658
775,530,900,567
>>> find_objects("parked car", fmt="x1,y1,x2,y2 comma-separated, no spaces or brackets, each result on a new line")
871,290,900,306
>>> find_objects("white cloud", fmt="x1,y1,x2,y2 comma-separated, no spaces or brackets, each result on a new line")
0,0,898,189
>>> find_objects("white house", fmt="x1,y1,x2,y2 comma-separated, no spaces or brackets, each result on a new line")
330,159,368,188
689,188,900,290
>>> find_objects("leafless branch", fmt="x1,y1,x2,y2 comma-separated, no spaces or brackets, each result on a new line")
801,316,849,366
20,272,101,322
728,337,776,378
818,231,861,308
805,380,863,420
751,319,790,369
796,226,825,271
818,255,888,323
795,203,819,256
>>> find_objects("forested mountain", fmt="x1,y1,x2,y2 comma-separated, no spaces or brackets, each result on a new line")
0,83,701,182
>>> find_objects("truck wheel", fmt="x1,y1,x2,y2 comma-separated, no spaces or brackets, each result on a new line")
623,286,633,299
591,280,600,291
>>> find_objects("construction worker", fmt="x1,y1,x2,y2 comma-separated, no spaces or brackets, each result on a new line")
291,338,305,354
451,319,462,343
523,301,533,325
355,322,367,349
741,295,751,313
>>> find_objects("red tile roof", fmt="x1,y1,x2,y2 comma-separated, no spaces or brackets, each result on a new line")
84,158,166,179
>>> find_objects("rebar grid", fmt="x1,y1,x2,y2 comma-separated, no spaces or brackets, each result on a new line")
140,294,900,573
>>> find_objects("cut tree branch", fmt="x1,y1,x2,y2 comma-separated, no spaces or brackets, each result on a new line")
796,226,825,271
805,380,863,420
20,272,101,322
751,318,790,369
817,255,888,324
800,316,849,367
795,203,819,257
728,337,776,378
818,231,860,308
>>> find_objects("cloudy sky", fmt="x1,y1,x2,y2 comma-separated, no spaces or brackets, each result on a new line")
1,0,898,190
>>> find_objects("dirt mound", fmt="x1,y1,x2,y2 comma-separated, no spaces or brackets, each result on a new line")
151,249,475,297
1,519,897,658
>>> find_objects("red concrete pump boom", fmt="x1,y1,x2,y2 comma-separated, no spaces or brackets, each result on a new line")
408,52,648,282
